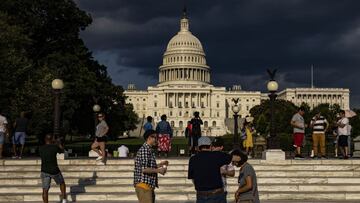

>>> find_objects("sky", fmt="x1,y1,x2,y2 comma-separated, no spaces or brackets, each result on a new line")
75,0,360,108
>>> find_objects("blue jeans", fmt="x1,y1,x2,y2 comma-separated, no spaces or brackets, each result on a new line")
196,192,226,203
13,132,26,145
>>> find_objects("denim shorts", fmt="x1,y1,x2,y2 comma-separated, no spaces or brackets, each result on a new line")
12,132,26,145
0,132,4,144
40,172,65,190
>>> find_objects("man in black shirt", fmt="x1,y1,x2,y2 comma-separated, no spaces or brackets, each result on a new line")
188,136,231,203
12,112,29,159
39,134,67,203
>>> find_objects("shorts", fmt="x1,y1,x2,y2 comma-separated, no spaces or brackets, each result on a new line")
0,132,4,145
40,172,65,190
338,135,349,147
12,132,26,145
293,133,304,148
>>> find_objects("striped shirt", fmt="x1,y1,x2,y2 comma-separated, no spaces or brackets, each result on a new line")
311,116,328,133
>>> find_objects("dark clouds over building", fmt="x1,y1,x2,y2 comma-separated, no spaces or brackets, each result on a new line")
76,0,360,108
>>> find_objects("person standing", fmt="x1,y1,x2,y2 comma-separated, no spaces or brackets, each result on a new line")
336,110,350,159
291,106,306,159
190,111,203,154
12,112,29,159
242,117,255,158
185,121,193,155
188,136,231,203
309,111,329,159
91,113,109,165
155,114,172,157
39,134,67,203
232,149,260,203
211,137,235,202
143,116,153,132
0,110,8,159
134,129,169,203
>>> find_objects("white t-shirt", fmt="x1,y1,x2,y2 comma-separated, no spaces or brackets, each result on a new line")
221,164,235,192
118,145,129,157
338,117,350,135
0,115,8,133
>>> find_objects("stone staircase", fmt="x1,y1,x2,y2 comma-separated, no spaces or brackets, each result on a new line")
1,158,360,202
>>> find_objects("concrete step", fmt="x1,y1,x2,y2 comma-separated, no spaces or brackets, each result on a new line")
2,164,360,171
2,158,360,166
0,183,360,194
1,191,360,202
2,158,360,201
0,170,359,178
2,176,360,186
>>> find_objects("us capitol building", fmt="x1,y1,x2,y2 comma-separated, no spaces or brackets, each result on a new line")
124,11,350,137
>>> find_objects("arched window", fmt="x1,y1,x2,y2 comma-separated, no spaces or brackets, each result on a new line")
179,121,183,128
170,121,175,127
212,121,216,127
204,121,208,128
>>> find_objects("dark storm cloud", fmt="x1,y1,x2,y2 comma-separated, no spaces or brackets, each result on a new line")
76,0,360,107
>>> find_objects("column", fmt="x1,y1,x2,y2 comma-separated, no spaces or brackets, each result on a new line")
184,93,186,108
175,93,178,107
190,93,193,108
197,93,200,107
206,93,209,106
165,93,168,107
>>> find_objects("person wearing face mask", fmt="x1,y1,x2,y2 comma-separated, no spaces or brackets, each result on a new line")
232,149,260,203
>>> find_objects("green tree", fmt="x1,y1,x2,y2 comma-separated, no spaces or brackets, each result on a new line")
350,109,360,137
250,99,298,135
0,0,138,139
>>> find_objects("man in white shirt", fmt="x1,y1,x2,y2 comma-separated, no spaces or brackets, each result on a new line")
336,110,350,159
118,145,129,158
211,137,235,201
0,111,8,159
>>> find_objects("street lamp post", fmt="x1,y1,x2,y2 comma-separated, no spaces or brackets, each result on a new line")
51,79,64,141
232,98,240,149
93,104,101,136
266,70,279,149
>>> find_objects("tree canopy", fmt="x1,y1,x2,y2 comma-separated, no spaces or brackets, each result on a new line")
0,0,138,138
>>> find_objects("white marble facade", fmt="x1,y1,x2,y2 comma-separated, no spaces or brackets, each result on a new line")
124,11,350,137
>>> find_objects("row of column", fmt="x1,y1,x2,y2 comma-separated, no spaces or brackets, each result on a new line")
165,92,211,109
295,94,343,108
159,68,210,83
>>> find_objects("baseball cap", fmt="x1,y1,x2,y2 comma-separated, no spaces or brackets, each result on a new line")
197,136,212,147
212,137,224,147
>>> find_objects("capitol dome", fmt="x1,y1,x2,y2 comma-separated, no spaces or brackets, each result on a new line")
158,9,210,85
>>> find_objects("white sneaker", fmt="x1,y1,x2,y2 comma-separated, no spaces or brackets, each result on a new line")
96,156,103,161
96,161,105,166
62,199,67,203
